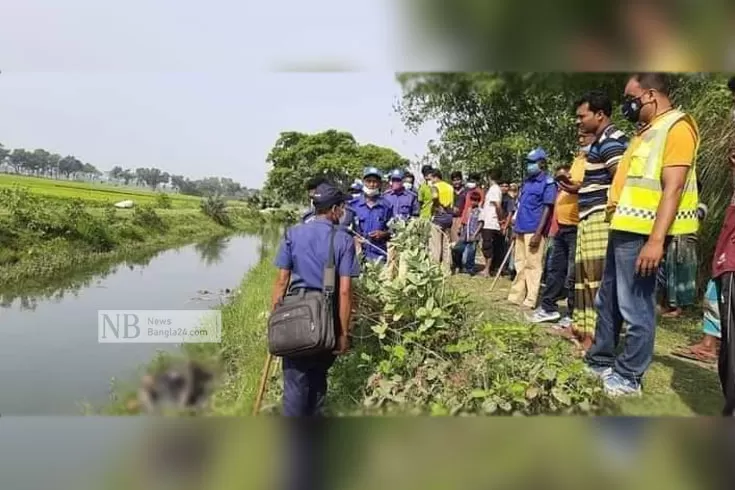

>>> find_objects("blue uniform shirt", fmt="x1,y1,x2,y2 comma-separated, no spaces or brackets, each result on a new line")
301,206,316,224
352,195,394,261
275,217,361,291
383,188,419,221
514,172,557,235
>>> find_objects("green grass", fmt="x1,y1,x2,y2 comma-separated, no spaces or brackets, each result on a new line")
449,274,723,416
0,173,200,208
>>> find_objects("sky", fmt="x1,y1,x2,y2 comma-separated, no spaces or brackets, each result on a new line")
0,0,439,189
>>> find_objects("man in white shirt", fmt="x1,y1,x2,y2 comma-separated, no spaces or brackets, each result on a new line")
479,169,504,277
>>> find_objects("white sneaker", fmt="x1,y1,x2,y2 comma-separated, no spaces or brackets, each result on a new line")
528,309,562,324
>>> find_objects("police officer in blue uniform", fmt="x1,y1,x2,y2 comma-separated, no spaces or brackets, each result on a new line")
352,167,394,261
272,183,361,417
383,168,419,221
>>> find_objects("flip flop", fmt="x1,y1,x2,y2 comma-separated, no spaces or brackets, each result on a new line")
661,309,683,319
671,346,718,364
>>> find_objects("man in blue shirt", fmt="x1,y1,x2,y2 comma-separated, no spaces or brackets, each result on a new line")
383,169,419,221
272,183,361,417
508,148,557,310
353,167,393,261
301,176,328,224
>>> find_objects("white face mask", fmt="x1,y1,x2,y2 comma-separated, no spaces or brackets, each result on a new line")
363,187,380,197
404,182,413,190
466,182,477,189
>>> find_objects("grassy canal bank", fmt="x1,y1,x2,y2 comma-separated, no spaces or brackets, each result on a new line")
103,219,723,417
0,185,292,294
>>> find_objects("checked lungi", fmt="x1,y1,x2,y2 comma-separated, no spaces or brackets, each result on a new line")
573,211,609,339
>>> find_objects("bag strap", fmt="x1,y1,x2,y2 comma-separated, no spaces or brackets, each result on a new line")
322,225,337,296
279,227,293,303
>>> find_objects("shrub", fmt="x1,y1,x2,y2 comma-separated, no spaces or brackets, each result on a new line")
132,205,166,230
154,192,172,209
200,194,231,226
103,206,117,224
75,216,116,251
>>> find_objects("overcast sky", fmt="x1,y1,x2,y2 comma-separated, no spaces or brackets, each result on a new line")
0,0,438,188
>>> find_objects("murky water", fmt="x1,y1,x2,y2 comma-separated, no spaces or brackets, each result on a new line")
0,234,264,415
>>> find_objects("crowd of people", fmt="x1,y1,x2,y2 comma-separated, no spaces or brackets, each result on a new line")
271,72,735,417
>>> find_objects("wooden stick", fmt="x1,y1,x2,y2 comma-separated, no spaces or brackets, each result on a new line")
252,353,274,416
489,237,515,292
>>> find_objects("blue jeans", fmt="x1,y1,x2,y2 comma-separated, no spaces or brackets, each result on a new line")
540,225,577,314
585,231,659,383
452,240,477,273
282,353,336,417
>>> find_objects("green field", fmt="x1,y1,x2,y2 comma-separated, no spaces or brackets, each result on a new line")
0,173,201,208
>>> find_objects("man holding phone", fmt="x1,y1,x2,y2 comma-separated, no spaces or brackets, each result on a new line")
530,133,594,329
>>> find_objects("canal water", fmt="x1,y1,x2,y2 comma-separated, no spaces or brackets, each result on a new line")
0,234,264,415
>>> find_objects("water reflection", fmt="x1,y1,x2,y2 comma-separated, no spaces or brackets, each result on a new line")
0,247,164,311
0,226,285,312
194,236,229,266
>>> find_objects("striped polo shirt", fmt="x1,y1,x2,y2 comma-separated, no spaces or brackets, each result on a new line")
578,124,629,220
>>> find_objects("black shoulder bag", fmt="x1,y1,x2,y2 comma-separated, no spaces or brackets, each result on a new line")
267,226,338,357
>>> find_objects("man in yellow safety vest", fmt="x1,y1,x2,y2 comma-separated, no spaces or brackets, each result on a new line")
584,72,700,397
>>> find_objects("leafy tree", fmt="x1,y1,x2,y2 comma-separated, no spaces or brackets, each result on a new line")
109,166,124,180
0,143,9,165
263,129,407,203
8,149,32,174
58,155,84,177
169,174,184,189
119,168,135,185
81,163,100,176
134,167,169,189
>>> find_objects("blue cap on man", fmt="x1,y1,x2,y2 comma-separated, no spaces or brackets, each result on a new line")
363,166,382,180
388,169,404,181
312,183,349,210
350,179,363,191
525,148,548,162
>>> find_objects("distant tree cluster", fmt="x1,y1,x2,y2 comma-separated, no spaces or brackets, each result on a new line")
0,143,253,198
0,146,99,179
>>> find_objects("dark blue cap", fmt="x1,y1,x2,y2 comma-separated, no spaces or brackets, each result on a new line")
363,166,382,179
312,183,349,209
525,148,548,162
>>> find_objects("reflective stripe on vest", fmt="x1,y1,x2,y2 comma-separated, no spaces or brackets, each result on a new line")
610,109,700,236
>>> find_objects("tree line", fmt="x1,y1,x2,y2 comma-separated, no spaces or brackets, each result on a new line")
0,143,253,198
0,147,99,179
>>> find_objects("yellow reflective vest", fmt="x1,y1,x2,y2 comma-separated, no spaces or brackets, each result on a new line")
610,109,700,236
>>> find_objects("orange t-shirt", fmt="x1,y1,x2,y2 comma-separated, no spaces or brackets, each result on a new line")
555,154,586,226
607,116,697,215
